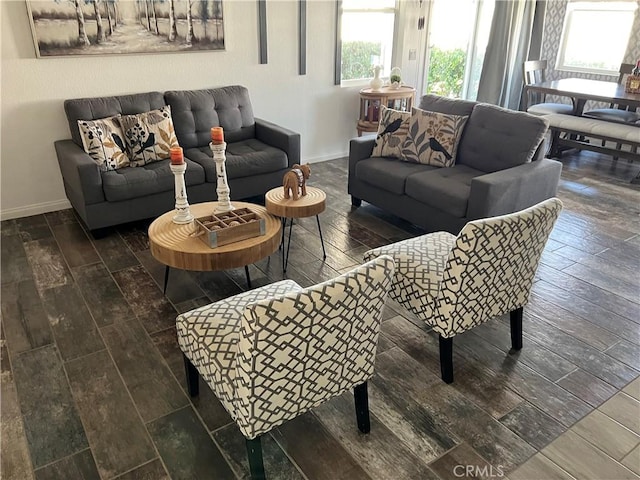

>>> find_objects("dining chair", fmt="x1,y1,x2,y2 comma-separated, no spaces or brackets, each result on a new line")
583,63,640,124
177,256,395,479
523,60,574,115
364,198,563,384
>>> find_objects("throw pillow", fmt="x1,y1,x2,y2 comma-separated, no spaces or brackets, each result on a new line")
119,105,179,167
371,106,411,159
77,115,130,171
401,107,469,167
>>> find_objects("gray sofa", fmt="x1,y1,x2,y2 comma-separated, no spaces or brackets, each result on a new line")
348,94,562,233
55,85,300,232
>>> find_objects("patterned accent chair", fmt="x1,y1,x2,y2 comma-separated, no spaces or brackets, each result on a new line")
364,198,563,384
177,256,396,479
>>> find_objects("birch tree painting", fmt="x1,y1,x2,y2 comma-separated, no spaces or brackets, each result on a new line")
27,0,224,57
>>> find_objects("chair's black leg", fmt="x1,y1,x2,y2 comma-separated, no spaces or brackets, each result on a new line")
351,196,362,207
509,307,523,353
439,335,454,384
354,382,370,434
183,354,199,397
316,215,327,260
163,266,170,295
245,265,252,289
246,437,265,480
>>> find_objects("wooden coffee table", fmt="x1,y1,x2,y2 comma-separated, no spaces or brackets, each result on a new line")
265,186,327,273
148,202,281,292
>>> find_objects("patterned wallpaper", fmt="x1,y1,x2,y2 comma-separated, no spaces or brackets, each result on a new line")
540,0,640,106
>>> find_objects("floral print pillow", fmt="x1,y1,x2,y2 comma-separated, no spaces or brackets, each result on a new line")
119,105,179,167
401,107,469,167
372,106,411,159
77,115,130,171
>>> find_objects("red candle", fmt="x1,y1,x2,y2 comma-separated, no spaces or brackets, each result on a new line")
211,127,224,145
170,146,184,165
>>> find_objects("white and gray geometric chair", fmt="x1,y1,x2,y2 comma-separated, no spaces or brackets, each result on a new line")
364,198,563,384
177,255,395,479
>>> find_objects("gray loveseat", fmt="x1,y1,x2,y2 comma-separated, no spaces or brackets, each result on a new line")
55,85,300,233
348,94,562,233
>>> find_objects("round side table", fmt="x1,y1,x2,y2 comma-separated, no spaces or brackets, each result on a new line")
357,85,416,136
265,186,327,273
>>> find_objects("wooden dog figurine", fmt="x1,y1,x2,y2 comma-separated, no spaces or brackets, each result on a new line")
283,163,311,200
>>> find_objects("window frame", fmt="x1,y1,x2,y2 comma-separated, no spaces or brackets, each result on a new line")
556,1,637,76
334,0,399,86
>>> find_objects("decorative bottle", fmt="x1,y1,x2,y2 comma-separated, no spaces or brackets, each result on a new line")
370,65,383,90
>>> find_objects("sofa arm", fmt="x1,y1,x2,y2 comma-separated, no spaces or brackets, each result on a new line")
467,158,562,220
54,140,105,205
254,118,300,168
348,137,376,178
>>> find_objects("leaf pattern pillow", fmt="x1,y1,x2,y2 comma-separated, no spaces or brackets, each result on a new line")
119,105,179,167
77,115,130,171
372,106,411,159
401,107,469,167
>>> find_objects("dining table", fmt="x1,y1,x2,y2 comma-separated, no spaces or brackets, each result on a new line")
523,77,640,115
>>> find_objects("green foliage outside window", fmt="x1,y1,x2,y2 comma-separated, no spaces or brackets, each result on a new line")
341,41,381,81
426,47,466,98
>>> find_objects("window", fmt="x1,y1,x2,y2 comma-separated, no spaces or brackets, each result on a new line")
336,0,397,85
557,1,637,75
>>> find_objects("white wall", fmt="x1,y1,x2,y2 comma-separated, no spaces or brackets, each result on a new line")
0,0,361,220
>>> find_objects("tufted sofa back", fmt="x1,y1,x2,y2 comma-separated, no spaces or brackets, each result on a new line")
164,86,256,149
64,92,166,147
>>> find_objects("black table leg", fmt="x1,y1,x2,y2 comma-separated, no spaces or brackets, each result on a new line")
283,217,294,274
244,265,252,289
163,266,170,294
280,217,285,250
316,214,327,260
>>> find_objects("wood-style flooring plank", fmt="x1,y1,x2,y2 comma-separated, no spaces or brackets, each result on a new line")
314,392,439,479
33,449,99,480
100,318,189,423
622,445,640,477
572,410,640,461
111,459,169,480
41,284,104,362
90,231,139,273
212,424,305,480
72,264,135,328
12,345,88,468
65,350,156,479
146,406,235,480
22,238,73,293
623,377,640,401
50,222,100,269
606,340,640,370
1,234,32,285
499,401,567,450
542,430,639,480
1,373,34,480
509,454,577,480
273,411,372,480
556,369,619,407
598,393,640,435
15,215,53,242
1,280,53,355
428,442,501,480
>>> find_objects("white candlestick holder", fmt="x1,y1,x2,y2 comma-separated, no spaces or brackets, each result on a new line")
210,141,235,214
170,163,194,224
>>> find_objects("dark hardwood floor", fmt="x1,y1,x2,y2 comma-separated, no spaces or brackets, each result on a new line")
1,150,639,479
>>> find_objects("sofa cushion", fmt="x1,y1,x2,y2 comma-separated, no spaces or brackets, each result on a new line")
457,104,549,173
356,157,436,195
371,106,411,159
405,164,484,218
65,92,166,147
185,139,287,182
419,94,477,116
401,108,469,167
77,115,130,171
165,86,256,149
120,106,179,167
101,159,205,202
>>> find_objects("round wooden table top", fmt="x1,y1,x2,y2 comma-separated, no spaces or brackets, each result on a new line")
265,186,326,218
148,202,281,271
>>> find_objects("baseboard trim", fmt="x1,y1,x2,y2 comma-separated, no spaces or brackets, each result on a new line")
304,151,349,164
1,199,71,221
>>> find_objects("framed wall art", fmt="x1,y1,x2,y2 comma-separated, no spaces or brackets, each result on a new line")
27,0,224,57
